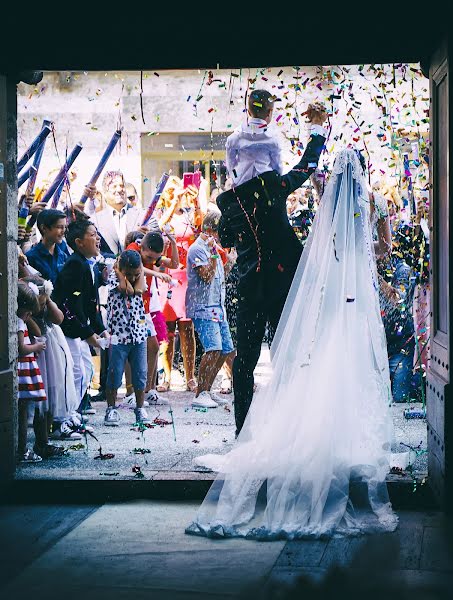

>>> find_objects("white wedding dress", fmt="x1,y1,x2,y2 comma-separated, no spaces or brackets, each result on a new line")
186,149,398,540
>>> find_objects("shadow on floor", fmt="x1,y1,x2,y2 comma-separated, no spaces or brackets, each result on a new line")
0,504,99,588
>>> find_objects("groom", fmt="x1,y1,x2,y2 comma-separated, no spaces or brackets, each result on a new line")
217,104,328,435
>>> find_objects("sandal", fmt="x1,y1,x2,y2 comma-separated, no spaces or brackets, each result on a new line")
156,381,170,392
20,449,42,463
34,444,66,459
186,378,198,392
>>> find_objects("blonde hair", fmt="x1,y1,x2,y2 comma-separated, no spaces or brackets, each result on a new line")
379,180,402,211
157,175,182,211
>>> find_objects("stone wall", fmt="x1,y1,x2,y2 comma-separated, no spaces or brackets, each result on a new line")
0,75,18,478
17,66,429,205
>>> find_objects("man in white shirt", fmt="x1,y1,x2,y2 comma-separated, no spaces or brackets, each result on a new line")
218,103,329,436
226,89,283,187
86,170,159,256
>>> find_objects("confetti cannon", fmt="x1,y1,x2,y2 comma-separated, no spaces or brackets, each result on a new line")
26,119,53,196
40,143,83,206
141,171,170,226
51,179,67,208
25,142,83,231
79,129,122,204
17,122,52,173
19,120,53,190
18,164,37,188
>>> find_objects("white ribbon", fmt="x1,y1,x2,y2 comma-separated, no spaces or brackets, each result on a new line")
28,282,40,296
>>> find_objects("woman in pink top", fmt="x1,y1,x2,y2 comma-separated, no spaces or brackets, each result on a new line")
157,177,203,392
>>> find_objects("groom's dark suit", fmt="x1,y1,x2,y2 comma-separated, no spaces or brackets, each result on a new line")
217,128,326,434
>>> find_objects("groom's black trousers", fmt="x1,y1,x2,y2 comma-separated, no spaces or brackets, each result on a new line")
232,289,288,436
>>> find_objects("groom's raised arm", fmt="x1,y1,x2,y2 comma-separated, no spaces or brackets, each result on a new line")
279,124,327,195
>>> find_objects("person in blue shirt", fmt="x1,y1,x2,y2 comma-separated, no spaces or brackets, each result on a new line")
378,223,418,403
26,209,70,284
186,211,236,409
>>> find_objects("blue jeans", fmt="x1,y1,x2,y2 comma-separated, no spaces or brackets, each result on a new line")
192,318,235,354
106,341,147,391
388,339,415,403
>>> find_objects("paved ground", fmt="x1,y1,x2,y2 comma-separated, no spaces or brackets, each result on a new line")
0,502,452,599
17,346,428,481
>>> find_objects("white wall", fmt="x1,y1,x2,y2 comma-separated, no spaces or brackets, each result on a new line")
17,65,429,204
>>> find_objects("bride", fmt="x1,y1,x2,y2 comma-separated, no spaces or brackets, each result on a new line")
185,148,398,540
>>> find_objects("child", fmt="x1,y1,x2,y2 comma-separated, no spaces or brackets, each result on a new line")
17,281,65,461
119,231,144,405
129,231,179,402
26,209,70,284
22,275,82,442
225,89,283,187
53,220,109,429
105,249,149,425
186,212,236,408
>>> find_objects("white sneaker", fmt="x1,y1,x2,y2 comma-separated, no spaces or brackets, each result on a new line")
145,390,169,406
209,391,229,405
71,422,95,434
69,412,89,427
124,392,149,408
68,413,94,432
191,391,218,408
104,407,121,426
134,407,151,423
50,421,83,441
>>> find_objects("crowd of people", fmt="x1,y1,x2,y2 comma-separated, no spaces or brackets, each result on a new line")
16,161,240,462
15,89,429,465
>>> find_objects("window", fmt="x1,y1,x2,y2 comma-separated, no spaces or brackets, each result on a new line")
141,132,229,201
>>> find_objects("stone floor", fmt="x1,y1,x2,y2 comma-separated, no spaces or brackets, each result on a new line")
0,501,451,599
17,346,428,482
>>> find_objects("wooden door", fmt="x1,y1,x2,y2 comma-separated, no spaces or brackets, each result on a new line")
427,38,453,509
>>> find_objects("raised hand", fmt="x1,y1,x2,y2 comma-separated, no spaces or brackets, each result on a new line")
157,272,173,284
35,340,47,353
18,225,31,243
305,102,328,126
83,184,97,199
28,201,48,216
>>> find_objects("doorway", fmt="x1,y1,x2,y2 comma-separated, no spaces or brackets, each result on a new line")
0,50,448,506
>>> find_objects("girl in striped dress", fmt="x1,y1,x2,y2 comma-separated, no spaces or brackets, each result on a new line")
17,281,64,462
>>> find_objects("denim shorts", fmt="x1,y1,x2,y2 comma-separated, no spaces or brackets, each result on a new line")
192,318,235,354
106,341,147,391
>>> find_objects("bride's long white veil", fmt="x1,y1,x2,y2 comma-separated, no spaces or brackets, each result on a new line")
186,149,398,539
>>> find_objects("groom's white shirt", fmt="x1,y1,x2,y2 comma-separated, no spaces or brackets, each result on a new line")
226,117,284,186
